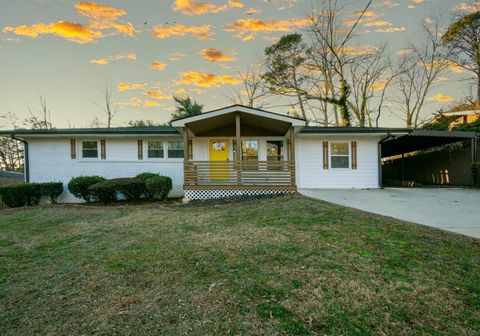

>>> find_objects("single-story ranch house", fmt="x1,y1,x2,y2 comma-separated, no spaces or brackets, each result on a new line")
0,105,428,202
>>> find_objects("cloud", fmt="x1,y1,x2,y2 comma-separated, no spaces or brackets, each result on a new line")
152,24,213,40
364,20,392,27
169,52,188,61
3,21,102,44
342,46,378,56
374,27,406,33
144,100,161,107
375,0,400,8
90,52,136,65
175,71,240,87
429,93,454,103
453,2,480,13
145,90,169,99
118,82,148,92
173,0,244,15
225,18,309,40
122,97,161,107
149,61,167,71
200,48,235,62
75,1,135,36
245,7,262,14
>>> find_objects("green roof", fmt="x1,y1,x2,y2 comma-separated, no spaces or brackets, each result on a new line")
300,126,409,134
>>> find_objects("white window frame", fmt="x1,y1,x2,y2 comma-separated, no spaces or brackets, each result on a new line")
146,140,165,159
241,139,260,161
166,140,185,159
80,140,100,160
144,139,185,160
329,141,351,170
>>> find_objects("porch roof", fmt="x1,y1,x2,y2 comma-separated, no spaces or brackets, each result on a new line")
171,105,306,136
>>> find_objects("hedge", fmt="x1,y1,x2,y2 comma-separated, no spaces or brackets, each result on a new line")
0,182,62,208
145,176,172,200
110,178,146,201
68,176,105,202
88,180,117,204
135,172,159,182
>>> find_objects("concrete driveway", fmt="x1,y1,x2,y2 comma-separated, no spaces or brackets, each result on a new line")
299,188,480,239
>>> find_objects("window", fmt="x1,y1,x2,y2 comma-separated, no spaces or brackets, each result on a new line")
267,141,284,161
330,142,350,169
82,141,98,158
167,141,184,158
148,141,164,158
241,140,258,161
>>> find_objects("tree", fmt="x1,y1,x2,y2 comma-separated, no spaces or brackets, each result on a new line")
100,85,118,128
264,33,309,119
442,11,480,100
128,120,160,127
396,17,452,128
0,112,24,171
171,96,203,120
25,95,53,129
226,67,269,108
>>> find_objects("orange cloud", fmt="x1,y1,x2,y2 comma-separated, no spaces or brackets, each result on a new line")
175,71,240,87
75,1,135,36
145,90,169,99
200,48,235,62
118,82,148,92
3,21,102,44
364,20,392,27
225,18,309,40
149,61,167,71
429,93,454,103
90,52,136,65
144,100,161,107
169,53,188,61
375,27,406,33
152,24,213,40
173,0,243,15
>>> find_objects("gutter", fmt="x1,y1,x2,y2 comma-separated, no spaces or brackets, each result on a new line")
10,134,29,183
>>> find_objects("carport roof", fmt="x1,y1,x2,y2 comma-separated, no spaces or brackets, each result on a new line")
381,129,478,158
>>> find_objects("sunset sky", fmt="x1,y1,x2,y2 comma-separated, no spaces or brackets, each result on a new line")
1,0,479,128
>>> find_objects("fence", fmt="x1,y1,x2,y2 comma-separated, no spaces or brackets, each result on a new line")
0,177,24,209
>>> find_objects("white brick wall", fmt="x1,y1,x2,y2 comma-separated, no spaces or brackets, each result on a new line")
28,137,184,203
295,135,380,189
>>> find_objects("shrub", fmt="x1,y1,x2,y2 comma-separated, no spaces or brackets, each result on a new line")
472,162,480,186
145,176,172,200
135,172,159,182
110,178,146,201
68,176,105,202
0,183,43,208
41,182,64,204
88,180,117,204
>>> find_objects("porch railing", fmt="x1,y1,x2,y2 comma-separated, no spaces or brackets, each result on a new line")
184,160,296,190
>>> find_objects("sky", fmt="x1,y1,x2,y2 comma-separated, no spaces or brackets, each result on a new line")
0,0,479,128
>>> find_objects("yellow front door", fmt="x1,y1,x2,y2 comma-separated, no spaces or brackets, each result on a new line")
209,139,229,180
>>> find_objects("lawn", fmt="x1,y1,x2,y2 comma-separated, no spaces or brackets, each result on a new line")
0,195,479,335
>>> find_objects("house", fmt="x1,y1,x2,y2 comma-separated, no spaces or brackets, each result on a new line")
441,109,480,129
0,105,409,201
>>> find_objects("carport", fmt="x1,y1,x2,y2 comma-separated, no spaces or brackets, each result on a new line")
380,130,479,186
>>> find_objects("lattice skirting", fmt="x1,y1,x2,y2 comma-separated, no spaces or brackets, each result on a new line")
184,189,295,200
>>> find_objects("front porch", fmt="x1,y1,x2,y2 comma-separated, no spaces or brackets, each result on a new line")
171,105,306,199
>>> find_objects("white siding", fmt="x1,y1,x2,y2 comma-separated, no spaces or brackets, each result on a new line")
28,137,184,203
295,135,380,189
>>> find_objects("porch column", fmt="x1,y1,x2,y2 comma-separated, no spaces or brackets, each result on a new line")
289,126,296,188
235,113,241,185
183,126,189,162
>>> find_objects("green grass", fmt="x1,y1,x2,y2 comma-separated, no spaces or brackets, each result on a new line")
0,195,479,335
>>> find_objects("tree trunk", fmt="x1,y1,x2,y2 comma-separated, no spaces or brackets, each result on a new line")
477,74,480,101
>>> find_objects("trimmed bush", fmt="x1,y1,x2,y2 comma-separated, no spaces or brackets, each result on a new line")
0,183,43,208
110,178,146,201
88,180,117,204
472,162,480,186
135,172,159,182
68,176,105,202
41,182,64,204
145,176,172,200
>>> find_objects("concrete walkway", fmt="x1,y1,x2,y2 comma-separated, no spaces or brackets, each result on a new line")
299,188,480,239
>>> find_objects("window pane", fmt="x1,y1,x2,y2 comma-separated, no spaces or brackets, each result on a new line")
168,141,184,158
148,141,164,158
331,142,349,155
267,141,284,161
331,156,349,168
241,140,258,161
82,141,98,158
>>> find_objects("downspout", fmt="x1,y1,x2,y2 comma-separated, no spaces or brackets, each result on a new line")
10,134,29,183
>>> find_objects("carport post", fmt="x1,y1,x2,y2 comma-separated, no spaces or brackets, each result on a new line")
472,138,478,186
378,142,383,188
